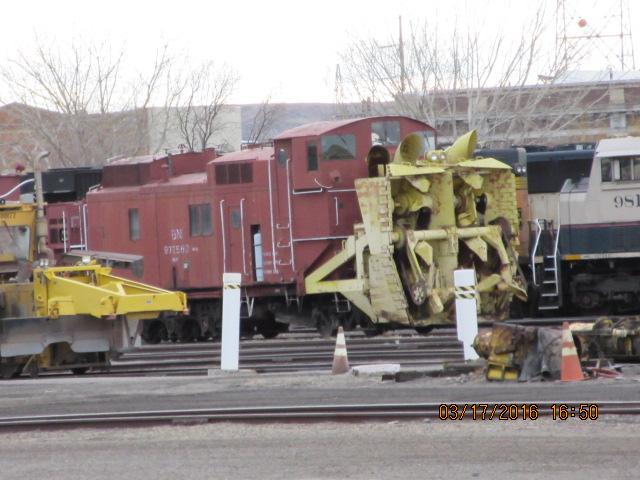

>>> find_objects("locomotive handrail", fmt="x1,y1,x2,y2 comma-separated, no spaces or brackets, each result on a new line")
554,202,561,260
530,218,542,286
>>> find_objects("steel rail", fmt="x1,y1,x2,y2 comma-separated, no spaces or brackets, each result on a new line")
1,401,639,429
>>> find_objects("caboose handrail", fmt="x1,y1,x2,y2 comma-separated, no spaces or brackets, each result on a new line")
285,159,296,271
267,153,278,274
292,187,356,195
219,199,226,273
0,178,34,198
240,198,247,275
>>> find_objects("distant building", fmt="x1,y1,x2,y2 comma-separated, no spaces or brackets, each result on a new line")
425,77,640,147
237,76,640,149
0,103,241,170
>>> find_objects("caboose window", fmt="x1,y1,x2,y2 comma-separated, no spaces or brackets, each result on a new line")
230,208,241,229
321,134,356,160
189,204,213,236
240,164,253,183
419,131,436,150
307,142,318,171
215,164,228,184
228,164,240,183
215,163,253,184
129,208,140,241
371,121,400,146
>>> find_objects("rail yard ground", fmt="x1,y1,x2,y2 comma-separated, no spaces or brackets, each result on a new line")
2,360,640,478
2,366,640,417
3,326,640,479
3,418,640,480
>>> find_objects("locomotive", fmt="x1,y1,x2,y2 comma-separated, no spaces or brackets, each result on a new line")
526,137,640,315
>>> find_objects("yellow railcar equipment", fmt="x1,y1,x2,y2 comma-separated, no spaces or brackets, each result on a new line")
0,152,187,378
305,131,526,331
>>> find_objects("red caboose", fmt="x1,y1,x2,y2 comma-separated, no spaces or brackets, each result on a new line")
87,116,435,341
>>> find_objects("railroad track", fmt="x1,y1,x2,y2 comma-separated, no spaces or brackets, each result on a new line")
106,333,465,375
28,319,607,378
1,401,639,429
103,317,605,376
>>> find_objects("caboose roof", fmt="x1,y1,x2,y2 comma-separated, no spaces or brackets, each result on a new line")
273,115,431,140
273,118,361,140
211,146,274,163
109,154,156,165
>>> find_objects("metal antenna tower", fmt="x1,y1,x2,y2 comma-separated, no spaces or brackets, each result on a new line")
556,0,635,72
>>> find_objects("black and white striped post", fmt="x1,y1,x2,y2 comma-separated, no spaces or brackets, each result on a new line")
221,272,242,370
453,269,479,361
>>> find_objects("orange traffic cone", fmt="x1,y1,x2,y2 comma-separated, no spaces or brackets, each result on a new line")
561,322,584,381
332,326,350,374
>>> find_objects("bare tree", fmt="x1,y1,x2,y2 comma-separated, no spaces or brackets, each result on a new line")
0,38,177,167
340,4,607,146
245,94,285,145
174,61,238,152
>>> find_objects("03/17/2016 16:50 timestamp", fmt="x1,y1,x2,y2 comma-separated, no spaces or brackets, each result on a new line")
439,403,600,421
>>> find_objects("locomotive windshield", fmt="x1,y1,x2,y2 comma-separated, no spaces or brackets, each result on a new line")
601,156,640,182
0,224,31,261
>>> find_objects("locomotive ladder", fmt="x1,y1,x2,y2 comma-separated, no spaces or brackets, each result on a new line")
531,218,562,311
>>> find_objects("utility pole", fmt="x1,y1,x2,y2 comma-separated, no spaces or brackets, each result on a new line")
399,15,406,94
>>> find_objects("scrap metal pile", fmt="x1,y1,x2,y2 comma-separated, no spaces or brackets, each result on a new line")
474,317,640,381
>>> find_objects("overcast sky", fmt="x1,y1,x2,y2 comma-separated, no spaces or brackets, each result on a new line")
1,0,638,104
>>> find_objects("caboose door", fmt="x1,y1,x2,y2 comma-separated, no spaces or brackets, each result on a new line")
224,203,247,277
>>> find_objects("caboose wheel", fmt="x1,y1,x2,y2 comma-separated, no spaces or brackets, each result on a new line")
313,308,337,338
1,362,23,379
26,362,39,378
142,320,166,345
257,325,279,339
179,319,200,342
415,326,434,335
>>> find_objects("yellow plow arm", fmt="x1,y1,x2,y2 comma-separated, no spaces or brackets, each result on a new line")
33,264,188,321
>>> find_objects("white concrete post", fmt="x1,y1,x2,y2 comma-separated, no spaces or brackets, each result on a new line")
454,269,480,361
221,272,242,370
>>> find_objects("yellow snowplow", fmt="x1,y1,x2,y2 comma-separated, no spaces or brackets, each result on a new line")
0,152,187,378
305,130,526,332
